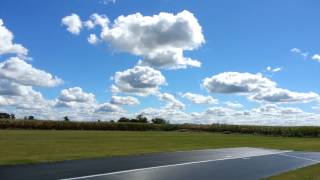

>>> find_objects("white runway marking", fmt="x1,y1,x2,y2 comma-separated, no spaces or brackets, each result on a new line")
61,150,291,180
278,153,320,163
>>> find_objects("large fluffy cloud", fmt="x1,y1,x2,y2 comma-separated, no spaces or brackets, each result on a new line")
182,92,217,104
0,81,53,111
0,57,62,87
0,19,28,56
56,87,96,108
0,57,62,113
61,14,83,35
250,88,319,103
53,88,128,119
203,72,319,103
101,10,204,69
63,10,205,69
0,79,31,96
112,66,166,96
203,72,276,94
0,20,62,116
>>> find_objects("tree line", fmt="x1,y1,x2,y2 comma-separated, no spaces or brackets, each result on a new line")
0,113,37,120
0,113,15,120
1,118,320,137
0,112,169,125
117,114,169,124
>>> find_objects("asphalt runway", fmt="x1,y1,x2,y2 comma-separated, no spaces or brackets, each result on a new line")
1,147,319,180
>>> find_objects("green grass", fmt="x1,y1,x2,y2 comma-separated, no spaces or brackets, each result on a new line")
0,130,320,166
266,163,320,180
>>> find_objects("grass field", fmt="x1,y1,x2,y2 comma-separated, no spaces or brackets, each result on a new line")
266,163,320,180
1,130,320,166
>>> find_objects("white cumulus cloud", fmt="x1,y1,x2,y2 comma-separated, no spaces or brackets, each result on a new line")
56,87,96,108
61,14,83,35
250,88,319,103
0,57,62,87
87,34,99,44
58,87,95,103
182,92,218,104
85,13,109,29
312,54,320,62
62,10,205,69
157,92,185,110
110,96,140,105
95,103,123,113
0,80,53,111
100,10,204,69
203,72,276,94
112,66,166,96
203,72,319,103
0,19,28,56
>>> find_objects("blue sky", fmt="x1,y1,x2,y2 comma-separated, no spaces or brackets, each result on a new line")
0,0,320,125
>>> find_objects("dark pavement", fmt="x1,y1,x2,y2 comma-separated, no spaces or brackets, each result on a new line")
0,147,319,180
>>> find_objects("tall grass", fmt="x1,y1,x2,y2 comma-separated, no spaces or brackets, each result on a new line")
0,119,319,137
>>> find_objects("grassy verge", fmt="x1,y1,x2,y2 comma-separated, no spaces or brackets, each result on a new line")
1,130,320,166
266,163,320,180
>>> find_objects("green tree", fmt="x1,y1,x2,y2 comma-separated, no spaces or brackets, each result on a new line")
118,117,130,123
136,114,148,123
151,118,169,124
64,116,70,121
10,114,15,120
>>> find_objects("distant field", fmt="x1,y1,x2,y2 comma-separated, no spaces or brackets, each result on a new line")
266,163,320,180
1,130,320,165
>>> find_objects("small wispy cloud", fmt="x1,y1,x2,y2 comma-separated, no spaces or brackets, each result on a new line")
291,48,320,63
99,0,116,5
290,48,309,59
290,48,301,54
266,66,282,73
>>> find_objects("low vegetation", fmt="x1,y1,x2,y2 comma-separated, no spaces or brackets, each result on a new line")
0,117,320,137
266,163,320,180
0,130,320,165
